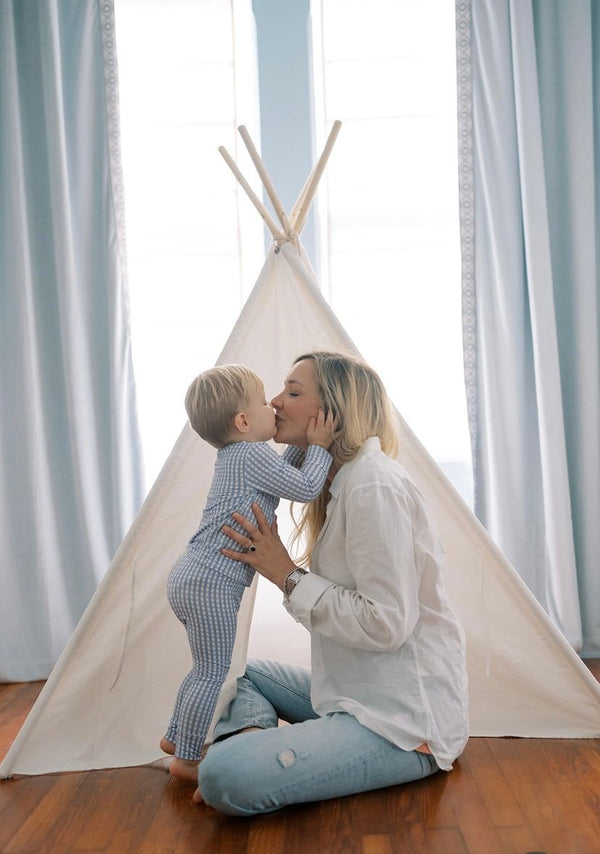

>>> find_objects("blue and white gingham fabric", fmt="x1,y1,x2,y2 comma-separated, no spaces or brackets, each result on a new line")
186,442,331,585
164,556,246,759
164,441,331,759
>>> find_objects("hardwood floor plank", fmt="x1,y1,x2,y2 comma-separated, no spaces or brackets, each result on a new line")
3,772,88,853
355,777,461,854
345,786,396,835
0,775,58,851
133,775,253,854
247,814,287,854
487,737,600,853
361,834,394,854
386,777,437,829
110,774,199,854
0,681,44,758
496,824,545,854
420,763,458,829
0,665,598,853
423,827,468,854
0,683,26,715
461,738,528,827
389,824,432,854
312,796,358,853
282,796,362,854
574,737,600,776
437,748,506,854
69,767,166,853
268,801,328,853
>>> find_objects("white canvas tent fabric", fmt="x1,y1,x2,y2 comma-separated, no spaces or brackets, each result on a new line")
3,122,600,777
2,239,600,779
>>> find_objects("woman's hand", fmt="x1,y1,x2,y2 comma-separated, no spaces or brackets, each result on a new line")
221,503,297,590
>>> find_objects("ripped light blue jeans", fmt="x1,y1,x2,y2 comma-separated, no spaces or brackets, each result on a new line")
198,659,439,816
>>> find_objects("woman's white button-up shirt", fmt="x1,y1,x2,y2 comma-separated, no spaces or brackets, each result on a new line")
284,436,469,771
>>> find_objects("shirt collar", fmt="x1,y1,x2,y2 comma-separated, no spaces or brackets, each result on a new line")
329,436,382,498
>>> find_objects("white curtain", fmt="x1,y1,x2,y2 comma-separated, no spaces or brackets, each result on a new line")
458,0,600,654
0,0,144,680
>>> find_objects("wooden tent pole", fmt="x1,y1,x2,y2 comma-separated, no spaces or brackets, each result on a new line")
218,146,283,240
237,126,292,236
290,168,315,227
292,120,342,235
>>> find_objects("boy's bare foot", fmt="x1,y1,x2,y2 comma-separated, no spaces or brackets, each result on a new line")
192,786,204,804
160,737,175,755
169,757,199,782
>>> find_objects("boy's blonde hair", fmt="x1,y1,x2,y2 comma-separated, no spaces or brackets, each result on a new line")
185,364,263,448
290,351,399,564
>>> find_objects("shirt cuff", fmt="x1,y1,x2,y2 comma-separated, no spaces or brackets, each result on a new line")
283,572,333,622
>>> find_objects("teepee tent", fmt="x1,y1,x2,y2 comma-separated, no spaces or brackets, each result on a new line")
2,125,600,779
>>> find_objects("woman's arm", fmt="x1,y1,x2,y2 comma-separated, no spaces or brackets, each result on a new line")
286,482,422,651
221,481,422,652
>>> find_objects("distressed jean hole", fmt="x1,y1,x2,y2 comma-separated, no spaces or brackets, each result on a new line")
276,749,296,768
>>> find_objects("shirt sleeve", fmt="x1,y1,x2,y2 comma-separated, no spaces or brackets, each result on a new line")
284,481,421,651
281,445,306,468
246,443,332,502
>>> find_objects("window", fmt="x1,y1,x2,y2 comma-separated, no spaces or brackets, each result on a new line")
312,0,471,502
115,0,471,505
115,0,261,482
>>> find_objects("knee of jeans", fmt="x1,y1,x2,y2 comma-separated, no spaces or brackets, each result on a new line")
244,657,267,679
198,747,262,817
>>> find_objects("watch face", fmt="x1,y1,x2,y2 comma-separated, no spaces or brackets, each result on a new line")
285,569,304,595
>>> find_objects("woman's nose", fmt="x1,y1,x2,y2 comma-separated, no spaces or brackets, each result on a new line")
271,391,283,409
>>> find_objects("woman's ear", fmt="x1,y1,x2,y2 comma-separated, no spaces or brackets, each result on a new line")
233,411,250,434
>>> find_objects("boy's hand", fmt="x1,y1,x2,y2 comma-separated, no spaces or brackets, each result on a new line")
306,408,336,449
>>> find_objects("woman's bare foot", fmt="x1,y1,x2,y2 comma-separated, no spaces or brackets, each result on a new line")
160,737,175,755
169,757,199,782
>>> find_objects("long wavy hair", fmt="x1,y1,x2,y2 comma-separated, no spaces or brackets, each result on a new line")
290,351,399,565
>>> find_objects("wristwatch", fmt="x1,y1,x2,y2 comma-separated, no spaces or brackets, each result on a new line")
284,567,307,599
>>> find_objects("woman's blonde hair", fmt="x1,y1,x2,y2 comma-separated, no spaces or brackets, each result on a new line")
185,364,263,448
290,351,399,565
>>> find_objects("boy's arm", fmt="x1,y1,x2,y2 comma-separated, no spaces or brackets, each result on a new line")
247,443,331,502
281,444,306,468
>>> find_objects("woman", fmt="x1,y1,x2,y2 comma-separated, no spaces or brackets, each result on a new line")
195,351,468,816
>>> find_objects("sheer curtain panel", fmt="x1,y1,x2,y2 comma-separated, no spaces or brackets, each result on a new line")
0,0,144,680
459,0,600,654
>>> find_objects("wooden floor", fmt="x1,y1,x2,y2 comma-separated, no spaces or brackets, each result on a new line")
1,662,599,854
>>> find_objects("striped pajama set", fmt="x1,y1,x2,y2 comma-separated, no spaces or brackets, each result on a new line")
164,441,332,760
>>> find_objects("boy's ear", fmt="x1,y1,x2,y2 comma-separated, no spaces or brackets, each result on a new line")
233,411,250,434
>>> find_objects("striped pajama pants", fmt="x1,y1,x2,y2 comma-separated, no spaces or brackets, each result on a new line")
164,551,247,760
